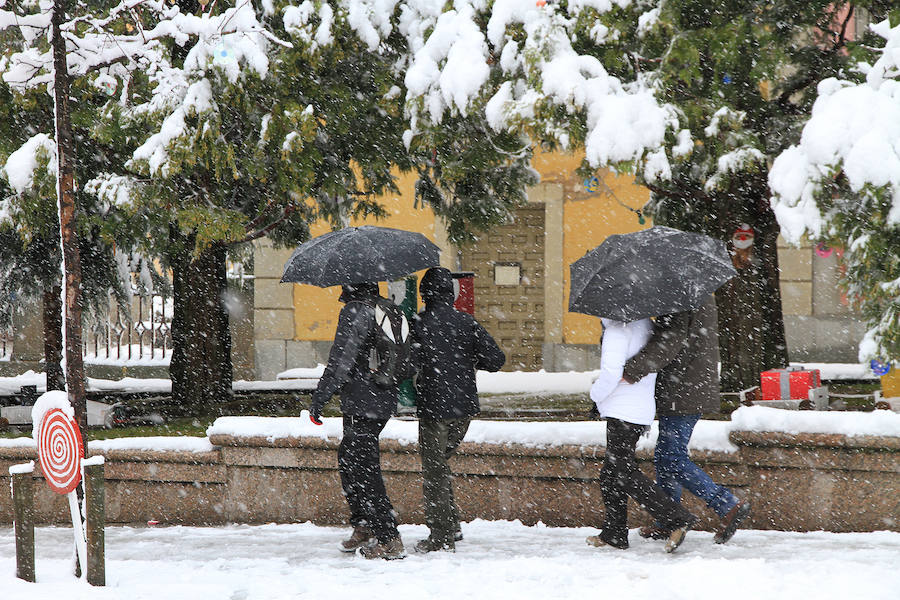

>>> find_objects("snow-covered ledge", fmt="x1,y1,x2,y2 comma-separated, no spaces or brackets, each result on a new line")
1,407,898,531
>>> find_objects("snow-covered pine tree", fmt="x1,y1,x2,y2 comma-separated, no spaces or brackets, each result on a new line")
771,15,900,368
401,2,677,243
576,0,894,391
0,77,137,393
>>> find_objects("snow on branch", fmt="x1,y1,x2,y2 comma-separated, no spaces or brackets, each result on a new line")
770,19,900,240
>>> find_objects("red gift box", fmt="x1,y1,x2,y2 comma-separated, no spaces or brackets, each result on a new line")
760,368,821,400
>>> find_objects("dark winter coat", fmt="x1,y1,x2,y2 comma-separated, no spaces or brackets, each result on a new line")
412,267,505,421
622,295,721,416
310,286,399,420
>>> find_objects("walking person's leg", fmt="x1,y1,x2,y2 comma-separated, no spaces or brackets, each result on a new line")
444,417,471,541
417,419,456,551
589,418,635,549
337,416,376,552
599,419,697,551
345,417,405,559
652,414,750,543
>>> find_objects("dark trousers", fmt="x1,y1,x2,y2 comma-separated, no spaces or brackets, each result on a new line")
598,418,696,547
338,415,398,543
419,418,470,543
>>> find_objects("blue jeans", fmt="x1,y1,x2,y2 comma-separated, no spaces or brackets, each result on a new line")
655,414,738,519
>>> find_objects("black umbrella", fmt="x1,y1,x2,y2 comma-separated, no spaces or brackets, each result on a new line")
281,225,441,286
569,226,737,322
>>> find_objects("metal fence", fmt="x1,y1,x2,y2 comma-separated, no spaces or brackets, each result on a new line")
83,293,173,365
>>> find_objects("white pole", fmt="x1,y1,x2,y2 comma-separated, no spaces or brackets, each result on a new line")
67,490,87,577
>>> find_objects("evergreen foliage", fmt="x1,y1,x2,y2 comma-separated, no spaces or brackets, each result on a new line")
578,0,895,388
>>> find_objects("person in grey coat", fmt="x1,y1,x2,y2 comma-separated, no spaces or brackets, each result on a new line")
309,282,406,560
411,267,505,552
622,294,750,544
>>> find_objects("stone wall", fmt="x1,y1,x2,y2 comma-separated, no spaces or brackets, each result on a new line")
1,429,897,532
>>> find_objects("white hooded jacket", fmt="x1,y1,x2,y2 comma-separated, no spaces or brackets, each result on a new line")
590,318,657,426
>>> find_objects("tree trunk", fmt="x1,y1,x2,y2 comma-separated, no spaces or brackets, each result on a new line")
169,232,233,413
714,186,789,392
51,0,87,441
43,286,65,391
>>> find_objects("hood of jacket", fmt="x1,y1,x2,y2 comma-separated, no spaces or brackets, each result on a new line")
420,267,455,306
339,282,379,304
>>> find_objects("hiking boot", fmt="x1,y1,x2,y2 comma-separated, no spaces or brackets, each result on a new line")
586,533,628,550
665,524,691,554
339,526,375,553
638,524,672,540
359,536,407,560
714,500,751,544
414,537,455,553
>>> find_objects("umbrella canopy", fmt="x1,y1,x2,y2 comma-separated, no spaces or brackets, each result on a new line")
569,226,737,322
281,225,441,287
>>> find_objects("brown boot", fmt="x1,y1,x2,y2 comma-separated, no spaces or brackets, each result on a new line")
714,500,751,544
665,524,691,554
414,536,455,553
339,526,375,553
360,536,407,560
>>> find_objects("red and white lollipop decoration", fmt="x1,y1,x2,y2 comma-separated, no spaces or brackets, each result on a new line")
37,408,83,494
36,406,88,573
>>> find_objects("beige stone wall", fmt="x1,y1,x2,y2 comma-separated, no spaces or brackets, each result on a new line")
778,238,866,361
3,429,897,533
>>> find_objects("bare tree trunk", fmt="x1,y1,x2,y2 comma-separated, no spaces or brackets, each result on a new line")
51,0,87,441
43,286,65,391
169,230,233,413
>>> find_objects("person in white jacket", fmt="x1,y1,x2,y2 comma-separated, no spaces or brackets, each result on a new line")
586,318,696,553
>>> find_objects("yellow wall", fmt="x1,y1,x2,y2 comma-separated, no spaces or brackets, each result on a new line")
292,169,436,341
290,153,652,345
533,151,652,345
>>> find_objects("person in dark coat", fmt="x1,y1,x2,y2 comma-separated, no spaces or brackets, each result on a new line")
622,294,751,544
309,282,406,560
411,267,505,552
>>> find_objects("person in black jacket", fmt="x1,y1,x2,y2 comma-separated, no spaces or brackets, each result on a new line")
411,267,505,552
309,282,406,560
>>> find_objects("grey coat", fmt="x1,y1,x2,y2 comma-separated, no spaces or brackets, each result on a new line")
622,295,720,416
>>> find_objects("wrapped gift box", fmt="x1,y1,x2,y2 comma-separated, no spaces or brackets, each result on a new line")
760,368,821,401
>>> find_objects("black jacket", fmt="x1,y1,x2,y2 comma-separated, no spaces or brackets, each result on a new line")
622,295,721,416
310,287,399,420
412,268,505,420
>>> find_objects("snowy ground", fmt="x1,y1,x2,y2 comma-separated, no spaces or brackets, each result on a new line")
2,520,898,599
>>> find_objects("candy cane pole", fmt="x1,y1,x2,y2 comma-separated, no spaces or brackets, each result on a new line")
67,489,88,573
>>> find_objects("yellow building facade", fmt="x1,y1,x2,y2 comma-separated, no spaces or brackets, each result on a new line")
251,151,865,379
252,151,651,377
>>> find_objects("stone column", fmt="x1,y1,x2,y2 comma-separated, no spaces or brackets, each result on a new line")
252,238,297,380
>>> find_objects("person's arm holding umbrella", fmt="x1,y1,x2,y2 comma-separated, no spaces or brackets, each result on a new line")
309,303,371,424
621,310,692,384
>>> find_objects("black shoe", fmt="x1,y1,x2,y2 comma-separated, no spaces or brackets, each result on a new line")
714,500,751,544
453,529,463,542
